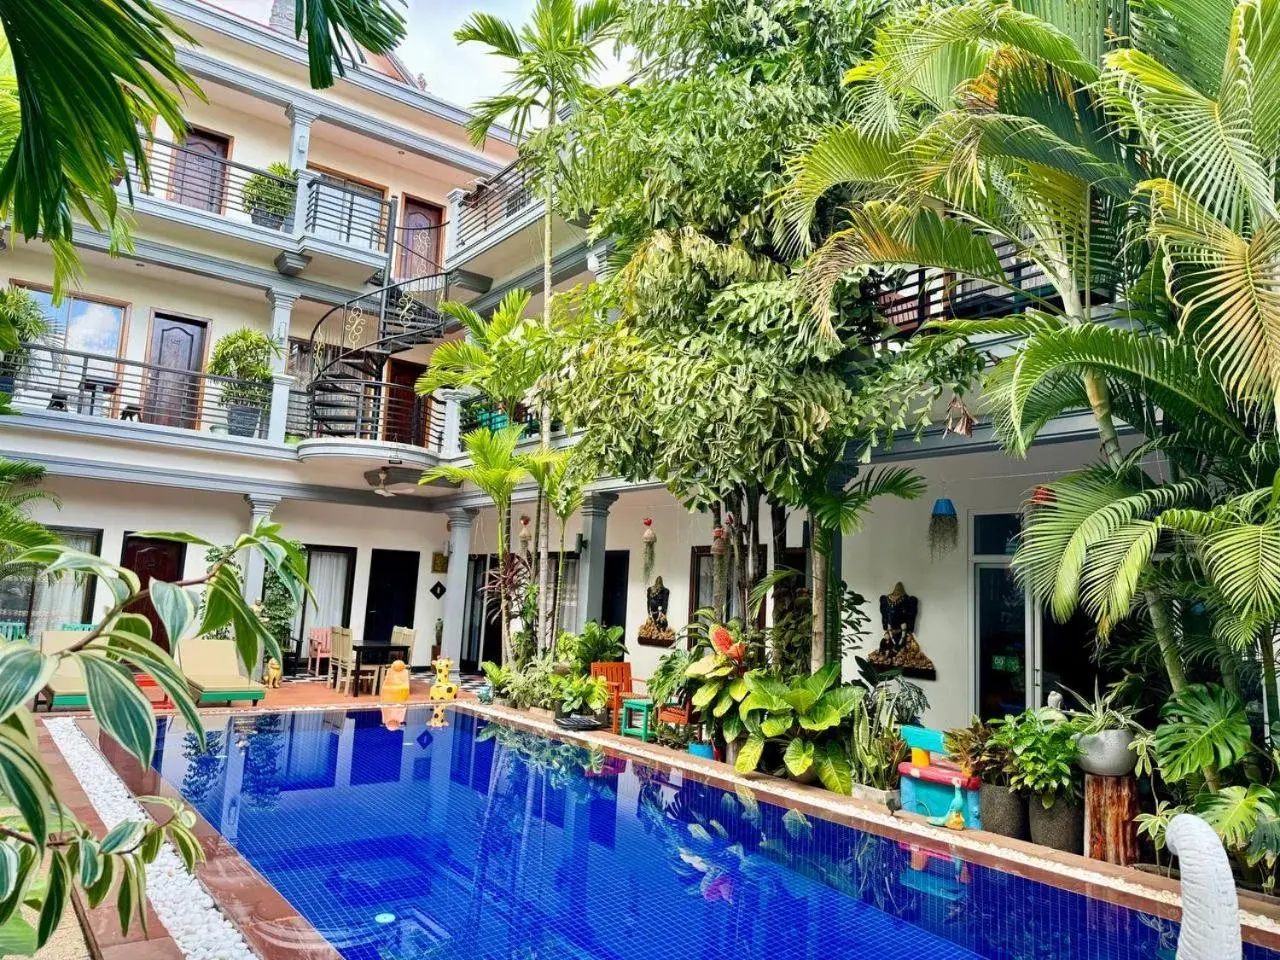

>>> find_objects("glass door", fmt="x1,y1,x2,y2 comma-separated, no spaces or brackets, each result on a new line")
974,562,1031,720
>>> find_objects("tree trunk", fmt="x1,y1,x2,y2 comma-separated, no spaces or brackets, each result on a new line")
711,503,726,623
552,522,568,654
535,97,557,654
745,491,760,620
810,510,827,674
497,504,511,666
1261,629,1279,746
770,499,790,619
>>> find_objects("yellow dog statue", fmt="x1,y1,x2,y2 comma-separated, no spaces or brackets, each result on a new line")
265,658,282,688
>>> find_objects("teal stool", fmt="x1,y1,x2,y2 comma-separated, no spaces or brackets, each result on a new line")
0,622,26,643
59,623,94,632
620,698,652,742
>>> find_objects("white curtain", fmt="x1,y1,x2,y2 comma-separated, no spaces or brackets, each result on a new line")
296,549,351,655
556,556,580,633
28,530,97,635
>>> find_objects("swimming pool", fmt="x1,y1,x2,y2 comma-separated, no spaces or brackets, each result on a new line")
152,707,1272,960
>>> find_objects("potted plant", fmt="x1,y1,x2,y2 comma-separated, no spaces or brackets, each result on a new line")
1060,682,1143,776
481,660,512,706
208,328,275,437
946,718,1026,839
552,673,609,725
241,162,297,229
989,708,1082,852
0,286,50,397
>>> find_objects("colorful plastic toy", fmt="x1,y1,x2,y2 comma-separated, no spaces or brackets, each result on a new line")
429,657,458,701
381,705,407,730
382,659,411,703
898,725,982,829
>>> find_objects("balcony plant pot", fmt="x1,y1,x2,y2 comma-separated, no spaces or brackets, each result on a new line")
688,742,715,759
980,783,1027,839
1076,729,1137,777
249,207,286,230
1028,796,1081,852
226,404,262,437
241,162,296,232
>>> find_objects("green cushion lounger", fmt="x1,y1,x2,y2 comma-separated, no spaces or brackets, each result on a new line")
178,639,266,706
39,630,90,710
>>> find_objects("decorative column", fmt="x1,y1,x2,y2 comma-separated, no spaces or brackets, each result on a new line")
576,492,617,631
441,508,477,667
444,187,466,262
438,388,470,456
242,494,281,607
266,289,297,444
586,239,612,279
286,103,319,234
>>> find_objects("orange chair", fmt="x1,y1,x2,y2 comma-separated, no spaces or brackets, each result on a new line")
590,661,638,735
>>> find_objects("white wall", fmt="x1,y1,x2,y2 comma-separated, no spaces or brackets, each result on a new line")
26,476,450,666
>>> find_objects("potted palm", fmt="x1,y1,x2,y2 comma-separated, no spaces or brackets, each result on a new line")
208,328,275,437
241,162,297,229
1060,683,1143,777
0,286,50,397
990,708,1082,851
946,718,1026,839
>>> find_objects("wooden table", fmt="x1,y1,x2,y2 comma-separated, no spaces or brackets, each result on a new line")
349,642,410,697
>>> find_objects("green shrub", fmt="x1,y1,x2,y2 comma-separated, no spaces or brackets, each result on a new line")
241,162,297,219
208,328,275,409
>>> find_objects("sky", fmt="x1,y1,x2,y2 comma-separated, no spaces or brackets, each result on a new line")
397,0,629,119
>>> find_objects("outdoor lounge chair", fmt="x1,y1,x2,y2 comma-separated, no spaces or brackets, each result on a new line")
38,630,90,710
178,638,266,706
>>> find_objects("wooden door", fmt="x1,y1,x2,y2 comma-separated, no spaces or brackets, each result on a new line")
396,197,443,279
363,549,419,646
384,358,426,445
171,129,229,212
121,536,186,652
144,315,207,429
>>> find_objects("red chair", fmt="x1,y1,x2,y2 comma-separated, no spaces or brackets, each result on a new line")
590,661,638,734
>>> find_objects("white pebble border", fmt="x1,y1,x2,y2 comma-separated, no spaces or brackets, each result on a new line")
44,718,257,960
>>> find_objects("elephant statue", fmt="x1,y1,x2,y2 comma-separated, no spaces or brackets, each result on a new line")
1167,813,1241,959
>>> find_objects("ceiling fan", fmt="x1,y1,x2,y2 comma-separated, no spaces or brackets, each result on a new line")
373,466,396,498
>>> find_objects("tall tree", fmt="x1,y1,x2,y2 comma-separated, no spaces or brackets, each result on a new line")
455,0,622,653
549,0,978,665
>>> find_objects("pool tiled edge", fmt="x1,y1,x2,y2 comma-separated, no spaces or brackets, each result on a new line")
73,716,342,960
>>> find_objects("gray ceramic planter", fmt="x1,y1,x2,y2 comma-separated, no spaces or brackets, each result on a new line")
1029,796,1082,852
1076,729,1137,777
980,783,1027,839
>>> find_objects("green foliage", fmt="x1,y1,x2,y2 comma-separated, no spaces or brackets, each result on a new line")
559,620,625,675
0,517,308,954
481,660,512,696
505,653,559,710
553,672,610,714
240,162,296,218
207,328,275,409
1153,684,1254,783
0,286,50,384
988,709,1081,809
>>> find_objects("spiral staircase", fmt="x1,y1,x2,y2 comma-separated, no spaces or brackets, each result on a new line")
303,226,454,447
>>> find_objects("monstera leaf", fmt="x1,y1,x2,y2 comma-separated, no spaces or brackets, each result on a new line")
1153,684,1253,782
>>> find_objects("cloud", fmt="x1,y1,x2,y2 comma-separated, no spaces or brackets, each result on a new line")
397,0,628,124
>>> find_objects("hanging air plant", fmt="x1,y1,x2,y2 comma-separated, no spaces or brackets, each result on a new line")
929,498,958,560
642,517,656,583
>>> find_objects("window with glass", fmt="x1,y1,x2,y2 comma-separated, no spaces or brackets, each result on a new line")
292,546,356,648
0,527,101,638
689,545,767,625
15,287,127,408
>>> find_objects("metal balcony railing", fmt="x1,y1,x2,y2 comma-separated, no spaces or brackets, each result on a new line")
142,137,298,233
308,377,447,448
6,343,272,439
304,177,394,253
455,159,536,250
876,239,1075,334
458,396,546,439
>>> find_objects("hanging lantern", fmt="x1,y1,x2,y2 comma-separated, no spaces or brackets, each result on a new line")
929,498,958,560
642,517,656,583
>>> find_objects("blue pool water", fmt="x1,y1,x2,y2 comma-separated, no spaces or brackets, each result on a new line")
152,708,1273,960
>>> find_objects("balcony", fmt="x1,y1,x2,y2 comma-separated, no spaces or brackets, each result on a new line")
458,396,542,439
128,138,393,284
5,343,274,441
455,160,536,252
875,239,1107,335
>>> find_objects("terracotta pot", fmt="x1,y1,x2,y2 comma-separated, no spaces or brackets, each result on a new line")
1029,796,1082,852
1076,729,1137,777
980,783,1028,839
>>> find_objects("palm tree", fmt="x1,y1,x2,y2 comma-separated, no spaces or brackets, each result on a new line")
0,458,57,566
0,0,404,277
455,0,622,651
422,425,536,663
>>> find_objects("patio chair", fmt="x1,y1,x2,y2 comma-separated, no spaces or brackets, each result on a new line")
177,638,265,706
58,622,95,631
328,627,377,695
38,631,90,710
590,661,641,735
0,621,27,643
307,627,331,677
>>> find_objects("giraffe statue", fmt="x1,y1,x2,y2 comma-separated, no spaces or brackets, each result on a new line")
1167,813,1241,959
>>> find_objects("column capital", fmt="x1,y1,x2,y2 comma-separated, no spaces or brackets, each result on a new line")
266,288,299,311
245,494,282,519
446,186,468,204
437,387,474,402
586,239,614,277
285,102,320,127
580,491,618,516
446,507,478,526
